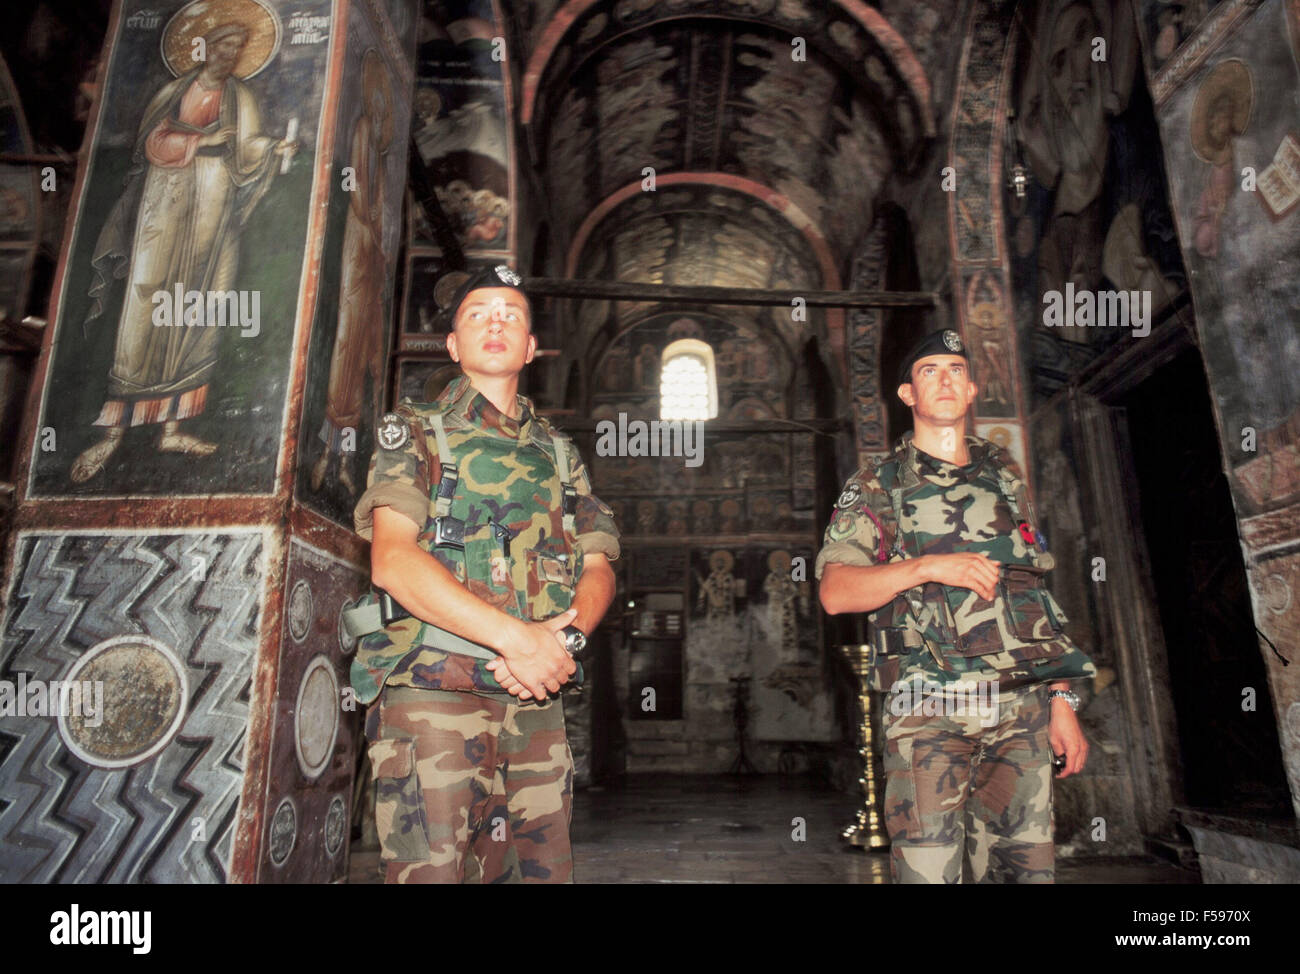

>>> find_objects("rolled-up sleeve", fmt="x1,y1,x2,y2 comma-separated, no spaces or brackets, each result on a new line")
353,404,434,541
567,442,621,561
814,470,893,580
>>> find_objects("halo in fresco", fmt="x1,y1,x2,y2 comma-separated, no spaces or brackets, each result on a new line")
1189,59,1253,166
162,0,282,80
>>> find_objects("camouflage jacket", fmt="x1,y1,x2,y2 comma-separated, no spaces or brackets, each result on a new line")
351,374,620,703
815,431,1095,692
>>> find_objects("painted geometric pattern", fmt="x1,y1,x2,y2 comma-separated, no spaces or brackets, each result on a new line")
850,223,888,464
0,532,262,883
950,0,1007,263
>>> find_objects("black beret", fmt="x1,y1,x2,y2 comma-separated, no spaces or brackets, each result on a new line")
898,328,967,386
447,264,528,319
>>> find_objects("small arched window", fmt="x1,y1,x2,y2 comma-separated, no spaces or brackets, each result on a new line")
659,339,718,421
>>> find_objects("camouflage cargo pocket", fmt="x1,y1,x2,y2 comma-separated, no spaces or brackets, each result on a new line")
999,567,1060,642
369,737,431,863
526,546,575,586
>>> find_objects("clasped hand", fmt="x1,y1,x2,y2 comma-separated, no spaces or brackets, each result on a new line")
485,607,578,701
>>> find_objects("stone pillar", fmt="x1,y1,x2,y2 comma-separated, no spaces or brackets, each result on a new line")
0,0,416,883
1145,0,1300,822
945,0,1037,483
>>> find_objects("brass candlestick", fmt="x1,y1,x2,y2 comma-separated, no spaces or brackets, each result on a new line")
840,644,889,849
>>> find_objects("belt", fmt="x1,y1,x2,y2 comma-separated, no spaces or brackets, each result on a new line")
342,600,497,662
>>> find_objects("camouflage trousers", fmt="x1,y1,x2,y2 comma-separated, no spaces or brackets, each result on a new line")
366,684,574,884
881,682,1054,883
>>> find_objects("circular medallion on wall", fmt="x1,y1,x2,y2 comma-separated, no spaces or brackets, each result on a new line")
268,797,297,867
288,579,313,643
324,795,347,858
294,655,339,780
57,635,188,769
337,597,359,655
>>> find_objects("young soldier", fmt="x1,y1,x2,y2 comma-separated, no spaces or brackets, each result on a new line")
817,328,1094,884
347,265,619,883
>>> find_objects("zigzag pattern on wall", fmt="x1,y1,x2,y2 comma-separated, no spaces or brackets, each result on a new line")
0,532,262,883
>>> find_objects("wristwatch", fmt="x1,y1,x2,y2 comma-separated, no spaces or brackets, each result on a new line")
1047,689,1080,712
560,625,587,657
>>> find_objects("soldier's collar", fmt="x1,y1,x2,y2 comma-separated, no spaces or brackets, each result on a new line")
447,375,535,440
900,431,995,479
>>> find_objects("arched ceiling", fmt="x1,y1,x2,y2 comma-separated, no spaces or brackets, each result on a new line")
570,183,825,357
522,1,935,319
498,0,951,406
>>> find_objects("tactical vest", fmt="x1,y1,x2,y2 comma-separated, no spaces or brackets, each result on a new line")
350,404,583,705
864,444,1095,692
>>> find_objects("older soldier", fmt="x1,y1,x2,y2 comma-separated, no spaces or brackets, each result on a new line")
347,265,619,883
817,329,1094,884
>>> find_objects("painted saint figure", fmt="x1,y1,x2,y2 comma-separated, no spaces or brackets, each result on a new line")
763,549,808,662
1017,0,1137,345
73,22,294,482
312,50,393,495
697,550,737,621
1190,60,1253,260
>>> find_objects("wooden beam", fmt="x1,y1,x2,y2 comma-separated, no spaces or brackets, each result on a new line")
522,277,937,309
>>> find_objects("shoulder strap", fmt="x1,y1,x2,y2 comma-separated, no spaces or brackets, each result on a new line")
428,411,459,518
992,455,1052,569
876,459,908,560
550,430,577,534
875,456,937,637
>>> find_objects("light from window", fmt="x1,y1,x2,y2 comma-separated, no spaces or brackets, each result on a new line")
660,339,718,421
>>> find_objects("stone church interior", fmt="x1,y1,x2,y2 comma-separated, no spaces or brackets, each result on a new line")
0,0,1298,886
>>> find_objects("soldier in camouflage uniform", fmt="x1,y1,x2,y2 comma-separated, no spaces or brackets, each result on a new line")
351,265,619,883
817,329,1094,884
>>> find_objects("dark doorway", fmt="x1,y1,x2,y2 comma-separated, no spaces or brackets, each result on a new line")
1123,347,1290,814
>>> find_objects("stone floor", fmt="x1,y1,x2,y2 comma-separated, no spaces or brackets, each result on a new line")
348,773,1203,884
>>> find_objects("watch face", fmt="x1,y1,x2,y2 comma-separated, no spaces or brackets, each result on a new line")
566,628,587,654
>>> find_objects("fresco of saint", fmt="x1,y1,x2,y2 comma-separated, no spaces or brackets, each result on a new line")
311,50,393,495
73,12,295,483
1190,59,1252,260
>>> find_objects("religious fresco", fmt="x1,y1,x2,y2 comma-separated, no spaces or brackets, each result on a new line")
1008,0,1186,405
29,0,332,498
411,0,511,252
539,19,898,259
587,312,805,503
259,538,366,882
1151,0,1300,501
295,0,416,528
0,530,263,883
572,186,824,353
0,51,40,320
687,546,829,746
1141,0,1227,72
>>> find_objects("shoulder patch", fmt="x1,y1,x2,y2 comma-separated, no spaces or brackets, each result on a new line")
836,483,862,510
377,413,409,451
